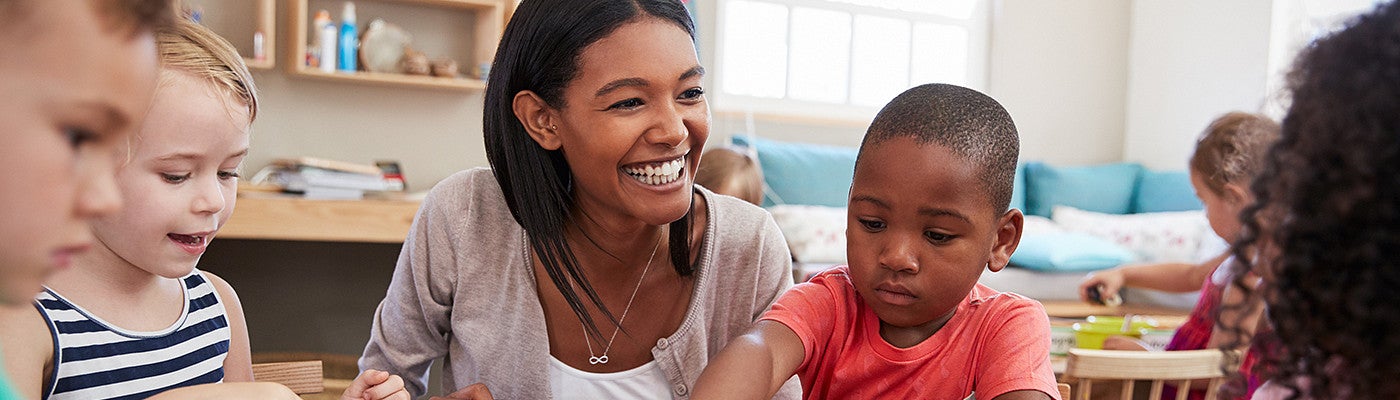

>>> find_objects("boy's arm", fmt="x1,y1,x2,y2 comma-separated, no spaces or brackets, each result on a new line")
1079,251,1229,301
994,390,1053,400
0,304,55,399
204,271,253,381
691,320,806,400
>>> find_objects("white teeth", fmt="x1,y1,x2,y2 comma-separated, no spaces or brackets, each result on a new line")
623,157,685,186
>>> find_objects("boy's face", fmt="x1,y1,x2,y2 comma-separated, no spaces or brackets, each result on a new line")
846,137,1022,333
0,1,158,305
88,71,250,279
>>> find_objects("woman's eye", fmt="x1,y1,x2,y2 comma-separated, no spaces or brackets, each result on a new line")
858,219,886,231
607,98,644,110
924,231,954,243
161,173,191,184
679,88,705,100
64,127,97,149
218,170,241,180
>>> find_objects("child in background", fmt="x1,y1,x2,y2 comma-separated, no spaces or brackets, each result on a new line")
0,1,171,398
695,146,764,205
691,83,1059,400
1077,112,1278,398
0,19,405,400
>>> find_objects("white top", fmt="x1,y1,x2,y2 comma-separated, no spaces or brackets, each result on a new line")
548,357,672,400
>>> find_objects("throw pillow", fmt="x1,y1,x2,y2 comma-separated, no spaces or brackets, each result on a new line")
732,136,856,207
1023,161,1142,217
1010,232,1135,272
768,205,847,264
1052,205,1212,263
1132,169,1203,213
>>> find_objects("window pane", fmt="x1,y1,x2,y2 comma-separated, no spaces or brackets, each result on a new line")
788,7,852,103
722,1,788,98
850,14,910,107
826,0,979,19
911,23,968,85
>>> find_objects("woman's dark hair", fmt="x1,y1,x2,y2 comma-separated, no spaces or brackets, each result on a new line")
483,0,698,341
1218,1,1400,398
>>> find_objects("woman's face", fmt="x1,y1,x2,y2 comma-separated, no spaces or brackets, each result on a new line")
547,17,709,229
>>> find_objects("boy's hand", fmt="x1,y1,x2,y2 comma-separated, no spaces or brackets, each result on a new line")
430,383,494,400
341,369,409,400
1078,269,1125,304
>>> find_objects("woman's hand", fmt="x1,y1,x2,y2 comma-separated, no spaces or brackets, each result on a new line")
341,369,410,400
430,383,494,400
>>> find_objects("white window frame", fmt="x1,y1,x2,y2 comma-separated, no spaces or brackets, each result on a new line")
711,0,991,122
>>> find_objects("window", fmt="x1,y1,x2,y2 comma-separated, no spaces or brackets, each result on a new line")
714,0,989,121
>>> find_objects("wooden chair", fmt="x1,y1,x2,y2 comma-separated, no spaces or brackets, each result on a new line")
1064,349,1233,400
252,360,325,395
1058,382,1072,399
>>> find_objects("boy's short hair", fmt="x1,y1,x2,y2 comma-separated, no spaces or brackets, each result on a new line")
157,17,258,125
0,0,174,35
858,83,1019,213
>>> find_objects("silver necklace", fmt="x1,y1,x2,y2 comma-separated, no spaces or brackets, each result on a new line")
579,235,662,365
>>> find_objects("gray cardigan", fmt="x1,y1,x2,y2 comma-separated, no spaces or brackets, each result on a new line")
359,168,799,399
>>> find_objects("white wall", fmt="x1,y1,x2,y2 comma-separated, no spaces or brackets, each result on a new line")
1122,0,1275,170
238,0,1286,191
988,0,1132,166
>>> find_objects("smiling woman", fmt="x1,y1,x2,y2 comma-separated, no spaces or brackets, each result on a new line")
356,1,799,399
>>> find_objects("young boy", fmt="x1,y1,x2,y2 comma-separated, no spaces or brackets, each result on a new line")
692,83,1059,400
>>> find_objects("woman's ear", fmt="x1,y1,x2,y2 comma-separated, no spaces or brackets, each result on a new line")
988,208,1024,272
512,90,562,150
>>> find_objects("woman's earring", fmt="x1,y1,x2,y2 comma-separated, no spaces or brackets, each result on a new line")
549,124,557,132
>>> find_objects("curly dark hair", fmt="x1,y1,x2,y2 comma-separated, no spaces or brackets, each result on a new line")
1219,1,1400,398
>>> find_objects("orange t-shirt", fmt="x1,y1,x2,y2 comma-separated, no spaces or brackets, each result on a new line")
762,267,1061,400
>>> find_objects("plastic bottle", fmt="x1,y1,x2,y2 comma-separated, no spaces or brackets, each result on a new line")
338,2,358,73
315,10,336,72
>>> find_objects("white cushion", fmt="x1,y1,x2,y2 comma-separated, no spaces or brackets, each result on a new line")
1050,205,1212,263
768,205,847,264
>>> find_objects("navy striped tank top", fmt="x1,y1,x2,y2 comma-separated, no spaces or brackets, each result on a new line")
34,271,232,400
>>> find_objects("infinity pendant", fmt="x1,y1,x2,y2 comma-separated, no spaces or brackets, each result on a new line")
589,355,608,365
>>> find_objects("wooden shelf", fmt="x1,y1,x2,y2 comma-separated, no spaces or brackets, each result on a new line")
221,192,421,243
290,67,486,91
181,0,277,70
287,0,505,91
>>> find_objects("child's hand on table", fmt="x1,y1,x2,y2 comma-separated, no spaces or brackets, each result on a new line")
341,369,410,400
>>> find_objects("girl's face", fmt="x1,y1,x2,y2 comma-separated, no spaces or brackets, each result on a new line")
544,17,709,229
1190,169,1250,242
88,71,250,278
0,1,158,304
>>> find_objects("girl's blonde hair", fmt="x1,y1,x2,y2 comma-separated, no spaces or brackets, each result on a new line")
1189,112,1280,195
156,18,257,124
696,146,764,205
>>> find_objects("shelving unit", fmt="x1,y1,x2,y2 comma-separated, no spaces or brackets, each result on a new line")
181,0,277,70
287,0,505,91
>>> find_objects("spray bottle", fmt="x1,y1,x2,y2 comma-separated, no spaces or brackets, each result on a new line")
338,2,358,72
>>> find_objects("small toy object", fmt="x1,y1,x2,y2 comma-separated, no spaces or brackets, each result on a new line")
402,48,430,75
1086,284,1124,307
430,58,458,78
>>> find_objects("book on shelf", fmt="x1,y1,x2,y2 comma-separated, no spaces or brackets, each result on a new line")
251,157,404,198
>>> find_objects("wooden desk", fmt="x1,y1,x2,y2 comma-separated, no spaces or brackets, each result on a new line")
1040,300,1190,319
221,192,422,243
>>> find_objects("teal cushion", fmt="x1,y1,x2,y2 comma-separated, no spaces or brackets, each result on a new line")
1009,163,1026,212
1011,233,1136,271
1023,162,1142,217
1132,170,1203,213
732,136,857,207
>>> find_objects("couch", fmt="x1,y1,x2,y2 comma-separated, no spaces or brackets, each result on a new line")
732,135,1221,309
